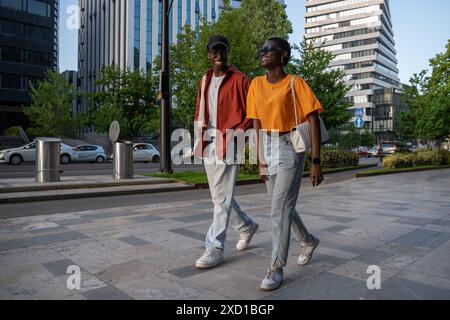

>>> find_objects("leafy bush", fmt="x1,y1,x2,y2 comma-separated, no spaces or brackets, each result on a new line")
305,149,358,170
240,145,259,175
320,150,359,168
383,150,449,169
240,147,360,174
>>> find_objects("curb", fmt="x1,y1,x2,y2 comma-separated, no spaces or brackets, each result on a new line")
185,164,379,189
0,177,176,194
0,183,196,204
355,165,450,178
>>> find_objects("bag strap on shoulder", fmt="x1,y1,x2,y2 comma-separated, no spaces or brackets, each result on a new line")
197,75,207,127
290,75,300,126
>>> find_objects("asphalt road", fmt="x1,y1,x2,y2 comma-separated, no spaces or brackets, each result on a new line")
0,157,380,179
0,161,205,179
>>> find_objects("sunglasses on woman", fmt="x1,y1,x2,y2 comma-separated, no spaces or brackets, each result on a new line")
258,44,283,57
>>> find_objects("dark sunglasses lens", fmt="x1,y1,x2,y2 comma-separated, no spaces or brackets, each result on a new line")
258,46,269,57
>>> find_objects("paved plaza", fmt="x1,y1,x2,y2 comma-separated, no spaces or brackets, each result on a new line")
1,169,449,300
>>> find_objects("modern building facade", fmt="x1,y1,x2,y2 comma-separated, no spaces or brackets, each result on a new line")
62,70,78,117
77,0,285,114
372,86,407,140
0,0,59,134
304,0,400,134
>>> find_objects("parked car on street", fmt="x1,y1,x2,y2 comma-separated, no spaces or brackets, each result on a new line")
351,146,369,157
367,146,379,158
71,145,107,163
133,143,160,163
406,143,418,152
378,141,408,157
357,146,368,157
0,141,77,165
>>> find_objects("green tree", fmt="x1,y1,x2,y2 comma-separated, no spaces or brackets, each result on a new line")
24,71,78,138
287,40,352,131
169,0,292,130
338,123,375,149
397,40,450,142
212,0,292,77
87,66,160,139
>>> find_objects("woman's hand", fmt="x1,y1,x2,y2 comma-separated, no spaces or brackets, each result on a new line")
259,163,269,181
310,163,324,187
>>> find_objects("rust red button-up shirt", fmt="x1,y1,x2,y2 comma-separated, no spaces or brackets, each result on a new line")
194,65,253,159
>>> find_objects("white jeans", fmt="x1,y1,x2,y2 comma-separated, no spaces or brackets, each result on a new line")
204,139,254,250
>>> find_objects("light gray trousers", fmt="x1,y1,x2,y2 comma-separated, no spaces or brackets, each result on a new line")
203,140,254,250
263,133,313,268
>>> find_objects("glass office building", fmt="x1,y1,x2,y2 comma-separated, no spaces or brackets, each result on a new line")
0,0,58,133
78,0,285,114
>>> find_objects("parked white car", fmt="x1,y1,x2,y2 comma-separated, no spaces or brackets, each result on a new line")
133,143,160,163
0,141,77,165
72,145,107,163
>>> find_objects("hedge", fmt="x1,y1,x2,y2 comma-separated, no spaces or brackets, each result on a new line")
240,146,359,174
382,150,449,169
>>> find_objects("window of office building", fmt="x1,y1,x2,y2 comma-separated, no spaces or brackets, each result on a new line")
307,0,371,13
1,0,51,17
0,19,23,37
158,0,162,50
195,0,200,31
169,3,173,44
134,0,141,70
0,73,22,89
28,50,50,67
177,0,182,32
146,0,152,70
212,0,216,22
203,0,207,19
28,24,52,41
186,0,191,26
0,0,23,11
0,47,22,63
28,0,49,17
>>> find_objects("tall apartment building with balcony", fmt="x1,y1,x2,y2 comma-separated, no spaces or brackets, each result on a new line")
0,0,59,133
304,0,401,135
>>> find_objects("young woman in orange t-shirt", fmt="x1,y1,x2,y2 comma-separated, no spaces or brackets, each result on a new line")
246,37,324,291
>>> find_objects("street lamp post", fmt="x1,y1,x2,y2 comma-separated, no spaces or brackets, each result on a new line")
159,0,173,173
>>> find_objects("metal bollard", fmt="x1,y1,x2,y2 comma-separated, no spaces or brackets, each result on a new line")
113,140,133,179
36,137,61,183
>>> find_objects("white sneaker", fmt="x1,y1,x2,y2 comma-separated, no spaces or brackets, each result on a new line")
195,248,224,269
298,235,320,266
260,266,283,291
236,223,259,251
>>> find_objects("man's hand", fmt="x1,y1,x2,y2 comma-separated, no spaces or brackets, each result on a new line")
310,164,324,187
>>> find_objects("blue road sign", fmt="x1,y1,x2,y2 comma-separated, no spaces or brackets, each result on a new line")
354,117,364,128
354,108,364,118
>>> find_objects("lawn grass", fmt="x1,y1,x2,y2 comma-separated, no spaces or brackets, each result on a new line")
355,165,450,178
145,164,376,186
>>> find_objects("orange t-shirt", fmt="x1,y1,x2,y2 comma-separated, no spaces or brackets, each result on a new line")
246,75,324,131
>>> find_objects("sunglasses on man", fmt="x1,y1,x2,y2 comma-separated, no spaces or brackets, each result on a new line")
258,44,283,57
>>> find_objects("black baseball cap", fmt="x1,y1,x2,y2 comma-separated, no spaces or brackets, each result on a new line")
206,35,230,51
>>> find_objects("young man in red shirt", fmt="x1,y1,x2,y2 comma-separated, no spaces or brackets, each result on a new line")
193,35,259,269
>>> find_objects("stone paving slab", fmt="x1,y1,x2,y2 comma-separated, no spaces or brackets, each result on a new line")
0,169,449,299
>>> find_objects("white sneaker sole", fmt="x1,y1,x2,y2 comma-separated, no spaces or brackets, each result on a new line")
260,280,283,291
194,259,224,269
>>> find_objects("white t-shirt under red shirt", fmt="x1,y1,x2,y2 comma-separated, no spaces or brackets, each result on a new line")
207,74,225,137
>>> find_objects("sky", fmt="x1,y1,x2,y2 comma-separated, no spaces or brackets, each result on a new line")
59,0,450,84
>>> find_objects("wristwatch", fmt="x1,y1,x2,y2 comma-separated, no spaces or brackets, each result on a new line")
312,157,321,165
